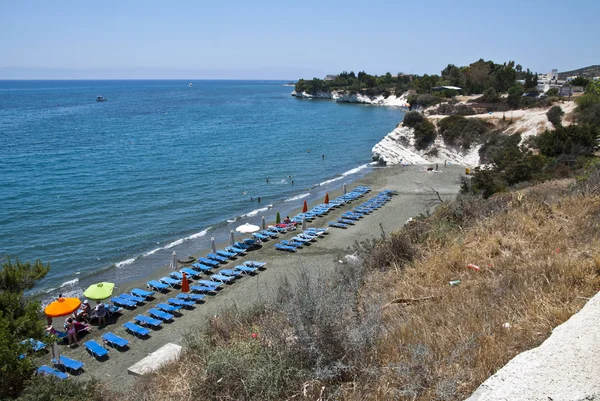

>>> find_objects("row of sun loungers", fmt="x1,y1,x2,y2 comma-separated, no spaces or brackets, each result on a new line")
328,191,394,229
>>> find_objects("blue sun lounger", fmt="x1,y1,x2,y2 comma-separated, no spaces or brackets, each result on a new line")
298,233,317,241
197,279,222,289
190,285,217,294
180,267,201,278
102,332,129,350
234,265,258,274
197,258,219,267
38,365,68,380
119,293,145,304
84,340,109,359
135,315,162,328
21,338,46,353
261,230,278,238
328,222,348,229
159,277,181,287
244,261,267,269
211,273,235,284
216,250,237,259
167,297,195,308
156,303,182,313
337,218,355,225
131,288,155,298
147,280,169,292
207,253,228,262
111,297,137,308
177,293,205,302
274,243,296,252
192,263,213,273
252,232,269,241
234,241,252,250
148,308,174,322
225,245,246,254
291,236,311,244
170,271,192,282
123,322,150,337
219,269,243,277
280,240,302,248
53,355,84,374
107,304,123,316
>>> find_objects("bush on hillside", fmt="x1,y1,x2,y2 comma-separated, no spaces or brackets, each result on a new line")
479,87,501,103
403,111,424,128
479,133,521,164
577,103,600,126
546,88,559,97
547,105,564,126
0,258,50,399
438,116,489,149
536,124,599,157
18,376,104,401
413,120,437,150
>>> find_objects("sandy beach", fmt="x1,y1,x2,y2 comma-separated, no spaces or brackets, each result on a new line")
41,164,467,389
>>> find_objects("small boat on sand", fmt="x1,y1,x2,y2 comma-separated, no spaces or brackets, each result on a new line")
178,256,196,264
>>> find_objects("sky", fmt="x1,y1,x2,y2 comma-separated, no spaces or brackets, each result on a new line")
1,0,598,80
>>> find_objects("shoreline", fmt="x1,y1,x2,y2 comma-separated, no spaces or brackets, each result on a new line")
35,161,379,303
45,163,467,390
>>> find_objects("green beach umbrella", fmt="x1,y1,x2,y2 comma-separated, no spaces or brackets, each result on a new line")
276,211,281,224
83,282,115,300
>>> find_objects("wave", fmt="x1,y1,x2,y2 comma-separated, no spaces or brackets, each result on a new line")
163,227,211,250
318,163,374,186
284,192,310,202
116,257,136,268
242,205,273,218
60,278,79,288
227,218,237,223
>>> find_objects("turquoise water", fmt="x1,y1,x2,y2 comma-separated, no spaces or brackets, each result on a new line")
0,80,403,296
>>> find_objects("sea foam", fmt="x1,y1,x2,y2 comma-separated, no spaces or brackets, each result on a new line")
284,193,310,202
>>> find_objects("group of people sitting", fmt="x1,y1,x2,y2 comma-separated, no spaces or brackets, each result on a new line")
45,299,107,347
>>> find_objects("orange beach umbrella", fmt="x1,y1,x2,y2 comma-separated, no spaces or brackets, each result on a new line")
324,193,329,204
302,200,308,213
181,272,190,293
44,297,81,318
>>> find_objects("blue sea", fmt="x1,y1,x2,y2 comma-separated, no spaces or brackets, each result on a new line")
0,80,403,297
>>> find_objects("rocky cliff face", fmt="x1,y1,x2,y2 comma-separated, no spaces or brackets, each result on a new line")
292,90,409,107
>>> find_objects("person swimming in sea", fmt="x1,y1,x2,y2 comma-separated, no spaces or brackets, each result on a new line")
257,196,261,203
322,154,325,160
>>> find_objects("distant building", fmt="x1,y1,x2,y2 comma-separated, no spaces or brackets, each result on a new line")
431,85,462,92
547,69,558,81
324,75,338,81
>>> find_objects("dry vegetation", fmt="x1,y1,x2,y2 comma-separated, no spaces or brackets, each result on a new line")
55,173,600,401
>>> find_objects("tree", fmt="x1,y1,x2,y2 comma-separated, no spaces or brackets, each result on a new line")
0,257,50,399
570,76,590,87
546,88,559,97
536,125,600,157
546,105,564,127
507,85,524,108
413,120,437,150
402,111,424,128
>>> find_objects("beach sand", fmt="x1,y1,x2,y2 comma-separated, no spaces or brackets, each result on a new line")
42,164,466,389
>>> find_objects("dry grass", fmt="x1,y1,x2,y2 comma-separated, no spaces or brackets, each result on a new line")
96,179,600,401
345,186,600,400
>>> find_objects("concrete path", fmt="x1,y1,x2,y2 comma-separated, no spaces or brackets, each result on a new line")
467,293,600,401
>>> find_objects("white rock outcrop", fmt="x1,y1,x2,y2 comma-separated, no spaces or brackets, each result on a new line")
292,90,409,107
372,125,481,167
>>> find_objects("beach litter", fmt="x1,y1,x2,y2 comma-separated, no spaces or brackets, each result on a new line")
467,263,480,271
449,280,461,286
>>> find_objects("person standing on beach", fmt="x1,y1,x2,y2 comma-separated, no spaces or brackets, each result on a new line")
444,160,447,167
436,163,439,171
95,300,106,327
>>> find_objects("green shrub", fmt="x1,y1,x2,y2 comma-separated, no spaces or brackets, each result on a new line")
403,111,424,128
18,376,103,401
536,124,599,157
545,88,559,97
413,120,437,150
438,116,488,149
546,105,564,126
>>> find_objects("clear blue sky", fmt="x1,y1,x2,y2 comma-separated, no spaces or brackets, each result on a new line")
1,0,598,79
